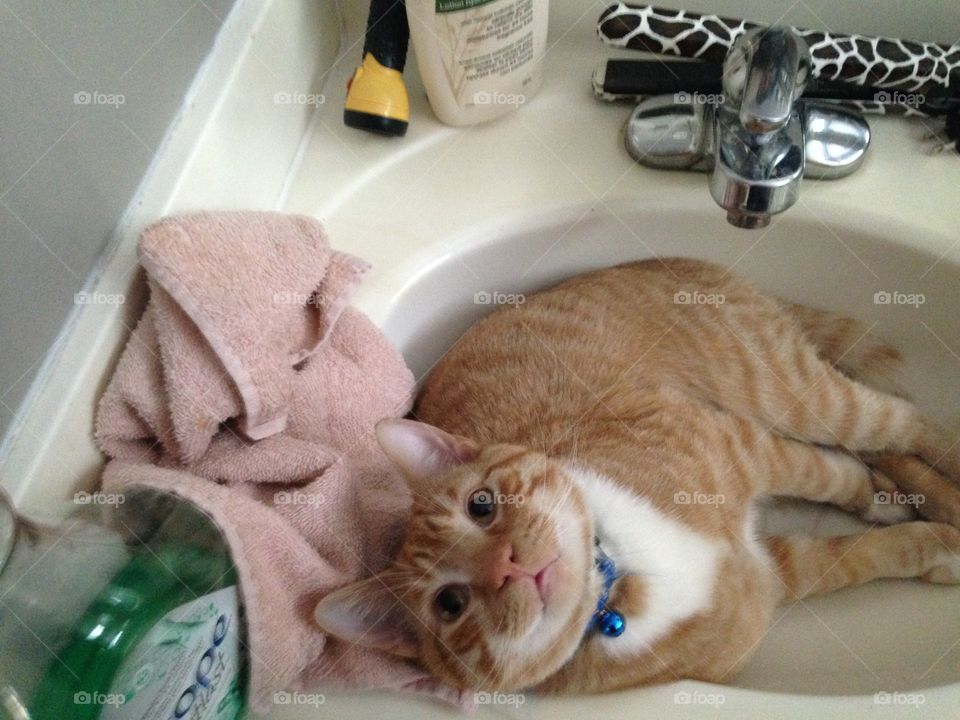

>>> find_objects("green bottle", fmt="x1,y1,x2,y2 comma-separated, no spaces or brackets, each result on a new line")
0,488,246,720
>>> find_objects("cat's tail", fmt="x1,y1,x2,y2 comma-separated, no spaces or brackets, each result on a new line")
786,303,908,398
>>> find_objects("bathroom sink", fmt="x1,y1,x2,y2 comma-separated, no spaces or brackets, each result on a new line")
288,201,960,719
2,1,957,718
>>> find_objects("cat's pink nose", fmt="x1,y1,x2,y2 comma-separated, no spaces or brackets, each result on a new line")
486,541,527,589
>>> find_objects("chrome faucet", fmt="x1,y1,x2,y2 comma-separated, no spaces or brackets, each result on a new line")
712,27,810,228
625,27,871,229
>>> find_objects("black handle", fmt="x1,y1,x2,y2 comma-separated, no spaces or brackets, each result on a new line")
363,0,409,72
602,59,720,97
598,59,959,117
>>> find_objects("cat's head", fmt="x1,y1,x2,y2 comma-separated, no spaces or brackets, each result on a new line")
314,418,598,691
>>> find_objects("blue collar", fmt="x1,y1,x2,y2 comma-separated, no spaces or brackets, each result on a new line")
587,539,626,638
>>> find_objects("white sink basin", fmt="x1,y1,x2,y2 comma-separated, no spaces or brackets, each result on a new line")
292,202,960,719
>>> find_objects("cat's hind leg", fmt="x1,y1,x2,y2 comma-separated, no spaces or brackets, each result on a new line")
711,307,960,482
764,523,960,602
786,303,907,397
732,419,913,524
776,304,960,524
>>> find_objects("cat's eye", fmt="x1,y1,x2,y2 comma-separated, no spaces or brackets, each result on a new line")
466,488,496,525
434,584,470,621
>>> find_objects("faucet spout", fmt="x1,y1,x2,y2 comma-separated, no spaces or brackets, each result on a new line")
728,27,810,133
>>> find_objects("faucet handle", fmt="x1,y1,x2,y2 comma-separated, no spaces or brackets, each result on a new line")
723,27,812,133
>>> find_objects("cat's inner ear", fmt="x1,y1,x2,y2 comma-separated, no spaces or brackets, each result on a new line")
314,573,419,659
375,418,479,482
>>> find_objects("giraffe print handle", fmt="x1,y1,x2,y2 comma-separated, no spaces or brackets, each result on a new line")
598,3,960,97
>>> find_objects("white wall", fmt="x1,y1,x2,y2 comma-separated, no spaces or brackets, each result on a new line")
0,0,238,439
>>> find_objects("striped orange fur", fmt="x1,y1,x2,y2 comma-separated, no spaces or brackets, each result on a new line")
314,258,960,695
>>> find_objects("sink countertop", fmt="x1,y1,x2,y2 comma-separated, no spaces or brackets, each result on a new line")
283,1,960,331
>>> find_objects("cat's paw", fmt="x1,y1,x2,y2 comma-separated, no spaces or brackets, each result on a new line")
861,475,917,525
922,556,960,584
861,496,916,525
921,524,960,585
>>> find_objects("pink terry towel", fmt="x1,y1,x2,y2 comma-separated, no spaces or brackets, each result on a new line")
95,212,463,712
100,211,369,460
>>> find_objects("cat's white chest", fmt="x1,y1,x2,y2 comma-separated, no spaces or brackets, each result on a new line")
569,466,723,659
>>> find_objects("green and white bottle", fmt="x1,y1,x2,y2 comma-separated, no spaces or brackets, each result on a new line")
0,488,246,720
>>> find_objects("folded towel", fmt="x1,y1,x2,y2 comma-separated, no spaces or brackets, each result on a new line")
99,211,369,461
95,212,462,712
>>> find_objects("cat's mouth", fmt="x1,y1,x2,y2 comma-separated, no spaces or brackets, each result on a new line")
535,556,559,604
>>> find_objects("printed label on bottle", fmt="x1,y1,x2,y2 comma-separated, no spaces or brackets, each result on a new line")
434,0,538,108
436,0,497,12
101,586,242,720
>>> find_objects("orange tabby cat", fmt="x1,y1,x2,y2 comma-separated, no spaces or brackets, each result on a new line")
315,258,960,695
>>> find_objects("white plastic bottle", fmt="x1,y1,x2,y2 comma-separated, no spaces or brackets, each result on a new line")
406,0,549,126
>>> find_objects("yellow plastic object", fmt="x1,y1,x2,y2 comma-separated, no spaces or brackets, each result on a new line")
344,53,409,136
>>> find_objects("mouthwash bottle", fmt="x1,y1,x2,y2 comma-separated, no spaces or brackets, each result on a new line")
0,487,246,720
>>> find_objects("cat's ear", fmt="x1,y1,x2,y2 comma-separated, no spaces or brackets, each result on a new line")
376,418,479,482
314,573,419,659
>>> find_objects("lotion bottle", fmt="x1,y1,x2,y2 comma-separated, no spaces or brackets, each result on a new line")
406,0,549,126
